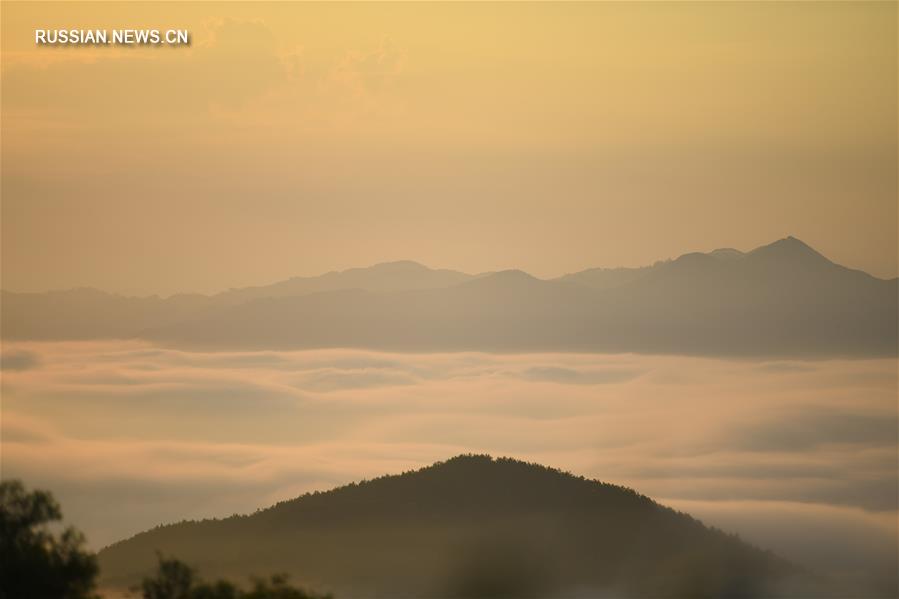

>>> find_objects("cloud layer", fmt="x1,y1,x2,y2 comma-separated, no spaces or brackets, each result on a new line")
1,341,896,584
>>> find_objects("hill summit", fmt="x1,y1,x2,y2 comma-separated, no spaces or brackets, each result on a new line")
98,455,827,598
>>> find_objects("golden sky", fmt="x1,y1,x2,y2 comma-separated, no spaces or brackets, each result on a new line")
2,1,896,295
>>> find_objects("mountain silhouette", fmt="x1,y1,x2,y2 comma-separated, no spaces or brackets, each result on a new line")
0,262,474,341
2,237,895,356
97,455,828,598
0,287,213,340
216,260,475,306
557,264,654,290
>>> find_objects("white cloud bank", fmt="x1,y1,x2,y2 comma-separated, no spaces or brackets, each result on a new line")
1,341,895,584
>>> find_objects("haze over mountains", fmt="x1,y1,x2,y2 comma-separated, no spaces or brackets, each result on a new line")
3,237,895,356
98,455,834,599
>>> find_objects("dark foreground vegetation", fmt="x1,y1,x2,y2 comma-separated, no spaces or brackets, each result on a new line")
0,480,98,599
140,555,331,599
0,481,327,599
99,455,840,598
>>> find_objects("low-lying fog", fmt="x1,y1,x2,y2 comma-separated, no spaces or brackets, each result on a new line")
2,341,895,587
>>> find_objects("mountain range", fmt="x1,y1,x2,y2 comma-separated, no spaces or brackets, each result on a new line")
2,237,895,356
97,455,832,598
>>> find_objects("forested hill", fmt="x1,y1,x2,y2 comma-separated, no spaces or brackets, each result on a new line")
98,455,830,598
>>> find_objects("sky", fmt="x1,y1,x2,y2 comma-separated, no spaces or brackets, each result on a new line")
1,3,897,592
2,2,897,295
2,341,896,588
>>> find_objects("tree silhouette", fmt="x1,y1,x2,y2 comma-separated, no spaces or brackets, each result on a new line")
140,555,332,599
141,556,196,599
0,480,99,599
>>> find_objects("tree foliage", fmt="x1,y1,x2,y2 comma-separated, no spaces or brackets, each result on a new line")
0,479,99,599
141,556,332,599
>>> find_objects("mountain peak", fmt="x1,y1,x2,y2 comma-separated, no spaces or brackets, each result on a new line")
709,247,744,261
770,235,813,250
765,235,810,251
460,269,543,291
748,236,830,264
367,260,431,272
491,269,538,281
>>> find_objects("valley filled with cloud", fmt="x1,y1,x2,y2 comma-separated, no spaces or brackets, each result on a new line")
2,341,895,587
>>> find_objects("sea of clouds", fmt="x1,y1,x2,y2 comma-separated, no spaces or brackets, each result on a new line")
1,341,895,586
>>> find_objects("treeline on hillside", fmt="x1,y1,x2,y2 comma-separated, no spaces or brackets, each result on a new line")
98,455,835,598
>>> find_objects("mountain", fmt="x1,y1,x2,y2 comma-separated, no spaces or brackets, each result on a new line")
555,248,742,290
0,288,214,340
214,261,475,306
3,238,896,356
140,272,592,352
591,236,896,356
141,237,896,356
97,455,825,598
556,265,655,289
0,262,474,341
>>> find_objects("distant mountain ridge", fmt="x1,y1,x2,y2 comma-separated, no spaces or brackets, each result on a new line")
97,455,831,598
0,260,477,341
216,260,477,306
2,237,895,356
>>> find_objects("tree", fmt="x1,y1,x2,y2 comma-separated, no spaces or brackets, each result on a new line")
140,556,332,599
141,556,200,599
0,479,99,599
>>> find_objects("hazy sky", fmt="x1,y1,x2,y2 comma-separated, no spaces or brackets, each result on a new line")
2,2,896,295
